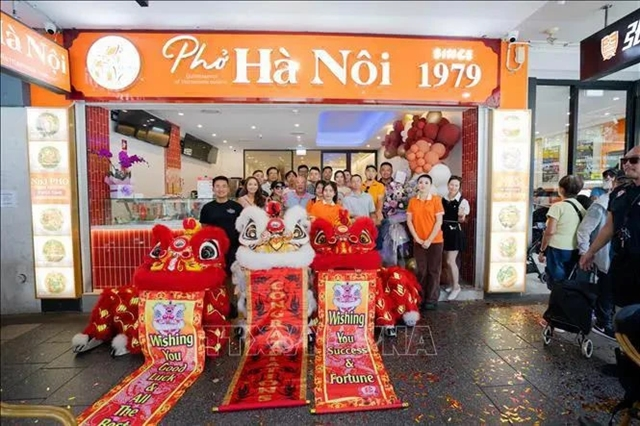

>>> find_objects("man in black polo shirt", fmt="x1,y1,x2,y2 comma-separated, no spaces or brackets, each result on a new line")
581,146,640,307
199,176,243,273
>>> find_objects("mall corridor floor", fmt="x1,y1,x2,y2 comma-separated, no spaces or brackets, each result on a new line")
0,298,623,425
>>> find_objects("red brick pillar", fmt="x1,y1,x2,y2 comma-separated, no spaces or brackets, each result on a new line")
165,124,182,195
461,108,478,286
86,106,111,226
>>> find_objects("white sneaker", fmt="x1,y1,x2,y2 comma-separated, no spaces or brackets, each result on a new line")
447,287,461,301
443,286,453,293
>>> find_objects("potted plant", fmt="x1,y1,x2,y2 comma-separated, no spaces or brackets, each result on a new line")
91,148,147,198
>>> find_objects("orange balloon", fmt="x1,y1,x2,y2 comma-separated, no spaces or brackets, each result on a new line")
408,160,418,170
410,144,419,153
415,150,425,159
425,151,440,164
406,152,416,161
423,163,433,173
416,139,430,152
431,143,447,158
414,166,424,174
417,158,426,166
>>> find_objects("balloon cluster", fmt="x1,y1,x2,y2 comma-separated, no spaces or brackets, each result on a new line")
382,112,462,174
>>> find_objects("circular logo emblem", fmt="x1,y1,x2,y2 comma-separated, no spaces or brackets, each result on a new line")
86,36,141,91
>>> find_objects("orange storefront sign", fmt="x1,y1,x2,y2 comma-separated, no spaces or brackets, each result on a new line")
68,32,502,104
0,12,70,93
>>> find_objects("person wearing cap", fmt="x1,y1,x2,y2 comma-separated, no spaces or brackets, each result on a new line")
602,168,619,191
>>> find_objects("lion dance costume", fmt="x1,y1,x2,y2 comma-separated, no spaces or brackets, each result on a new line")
310,209,422,333
72,218,231,358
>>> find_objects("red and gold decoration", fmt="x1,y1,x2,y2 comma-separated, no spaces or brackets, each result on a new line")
313,270,404,414
77,290,206,426
216,268,308,411
72,218,231,358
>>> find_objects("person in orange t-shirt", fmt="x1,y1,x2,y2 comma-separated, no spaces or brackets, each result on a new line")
407,174,445,310
309,181,341,225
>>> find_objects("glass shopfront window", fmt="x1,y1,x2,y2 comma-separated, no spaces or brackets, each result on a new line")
576,90,627,188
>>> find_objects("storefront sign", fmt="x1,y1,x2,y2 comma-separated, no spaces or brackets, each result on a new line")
27,108,81,299
486,110,532,293
68,32,500,104
580,8,640,80
0,12,71,93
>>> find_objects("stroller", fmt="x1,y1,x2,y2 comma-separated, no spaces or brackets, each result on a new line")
526,206,548,284
542,268,598,358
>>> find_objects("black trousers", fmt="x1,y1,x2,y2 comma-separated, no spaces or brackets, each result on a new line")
610,253,640,307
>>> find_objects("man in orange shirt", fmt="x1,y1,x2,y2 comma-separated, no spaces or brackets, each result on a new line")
406,174,445,310
362,165,385,223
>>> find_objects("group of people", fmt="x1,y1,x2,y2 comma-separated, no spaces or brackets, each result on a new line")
199,161,471,311
538,146,640,341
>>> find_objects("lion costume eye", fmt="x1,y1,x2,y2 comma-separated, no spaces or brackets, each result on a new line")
292,224,306,240
313,230,327,245
199,241,220,260
359,231,372,245
243,221,258,241
150,243,163,258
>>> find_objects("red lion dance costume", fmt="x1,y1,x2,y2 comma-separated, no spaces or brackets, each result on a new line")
310,210,422,335
72,218,231,357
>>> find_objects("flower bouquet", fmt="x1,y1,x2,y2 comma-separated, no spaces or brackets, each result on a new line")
90,148,147,198
380,180,414,266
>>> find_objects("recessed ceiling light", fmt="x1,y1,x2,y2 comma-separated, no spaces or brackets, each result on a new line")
212,133,217,137
258,134,263,138
197,124,203,128
613,97,620,101
366,144,371,148
377,136,381,140
604,112,610,116
566,112,570,115
223,140,227,143
292,109,299,114
178,112,184,116
229,146,233,149
535,131,540,135
294,123,300,127
565,123,570,126
298,144,303,147
251,125,256,130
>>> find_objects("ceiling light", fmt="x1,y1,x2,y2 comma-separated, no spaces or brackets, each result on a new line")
298,144,303,147
613,97,620,101
197,124,203,128
366,144,371,148
212,133,217,137
223,140,227,143
251,125,256,130
178,112,184,116
377,136,381,140
604,112,610,116
149,118,155,121
565,123,570,126
294,123,300,127
535,131,540,135
229,146,233,149
122,109,128,113
566,112,570,115
292,109,299,114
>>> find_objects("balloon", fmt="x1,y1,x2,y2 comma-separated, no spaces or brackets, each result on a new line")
397,146,406,158
417,118,427,129
415,166,424,174
410,144,419,153
406,258,417,275
415,150,425,159
403,114,413,127
380,140,386,147
424,123,439,140
406,152,416,161
426,111,443,124
423,163,433,173
408,160,418,170
416,139,430,152
408,128,417,139
384,148,397,159
417,158,426,166
431,143,447,158
438,117,450,127
401,129,408,140
437,123,462,147
430,164,452,188
393,120,404,133
425,151,440,165
415,129,424,139
440,148,451,160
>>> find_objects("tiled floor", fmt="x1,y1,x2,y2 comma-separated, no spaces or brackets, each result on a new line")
0,298,624,425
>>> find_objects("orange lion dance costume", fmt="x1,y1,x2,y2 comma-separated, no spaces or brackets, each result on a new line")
310,210,422,335
72,218,231,357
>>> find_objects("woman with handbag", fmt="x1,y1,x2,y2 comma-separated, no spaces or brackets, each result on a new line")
539,175,586,288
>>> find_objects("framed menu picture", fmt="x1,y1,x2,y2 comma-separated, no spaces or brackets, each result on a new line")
26,108,82,299
485,110,532,293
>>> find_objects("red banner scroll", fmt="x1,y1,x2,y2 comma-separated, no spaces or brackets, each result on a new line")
77,291,206,426
313,270,405,414
215,268,308,411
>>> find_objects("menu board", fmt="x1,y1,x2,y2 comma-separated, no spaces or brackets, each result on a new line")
27,108,81,299
486,110,532,293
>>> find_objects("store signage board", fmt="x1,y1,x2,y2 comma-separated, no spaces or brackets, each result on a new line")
580,8,640,81
27,108,81,299
68,32,500,104
485,110,532,293
0,12,71,93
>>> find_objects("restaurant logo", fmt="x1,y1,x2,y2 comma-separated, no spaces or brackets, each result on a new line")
86,35,141,91
600,30,619,61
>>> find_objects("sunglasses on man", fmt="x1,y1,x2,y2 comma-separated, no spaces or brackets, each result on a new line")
621,156,640,166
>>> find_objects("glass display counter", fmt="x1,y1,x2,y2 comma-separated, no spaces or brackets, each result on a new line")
106,198,214,227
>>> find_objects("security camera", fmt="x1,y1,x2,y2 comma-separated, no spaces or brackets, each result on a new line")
507,30,519,43
44,22,57,35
